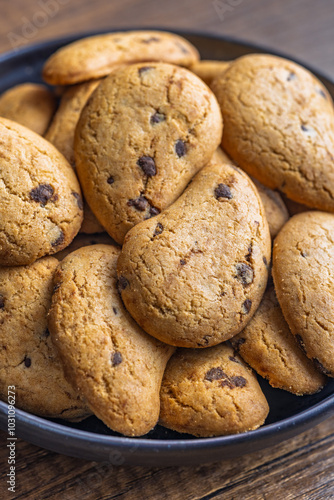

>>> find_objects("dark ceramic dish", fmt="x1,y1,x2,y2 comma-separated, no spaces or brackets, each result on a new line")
0,30,333,467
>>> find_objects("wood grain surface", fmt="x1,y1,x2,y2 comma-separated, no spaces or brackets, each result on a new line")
0,1,334,498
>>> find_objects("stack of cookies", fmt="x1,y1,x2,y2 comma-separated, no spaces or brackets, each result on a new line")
0,30,333,438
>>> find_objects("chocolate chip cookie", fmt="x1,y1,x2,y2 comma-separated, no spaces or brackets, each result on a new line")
48,244,175,436
273,211,334,376
0,257,90,420
117,157,271,347
75,62,222,244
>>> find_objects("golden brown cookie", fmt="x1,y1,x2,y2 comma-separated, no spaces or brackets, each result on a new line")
48,244,175,436
273,211,334,376
0,257,90,420
231,287,326,394
43,30,200,85
54,232,115,260
45,80,105,234
75,62,222,244
0,118,83,266
117,157,271,347
214,148,289,238
159,343,269,437
190,60,231,85
211,54,334,212
0,83,56,136
251,178,289,238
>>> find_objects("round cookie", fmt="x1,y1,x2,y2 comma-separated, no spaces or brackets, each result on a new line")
0,118,83,266
0,83,56,136
55,232,116,260
45,80,105,234
48,244,175,437
214,148,289,238
231,287,327,395
117,157,271,348
273,211,334,376
211,54,334,212
43,30,200,85
75,62,222,244
159,343,269,437
190,60,231,86
0,257,90,420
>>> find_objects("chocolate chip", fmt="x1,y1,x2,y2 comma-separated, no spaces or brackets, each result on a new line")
313,358,331,375
107,176,115,184
111,351,123,366
205,367,225,381
138,66,153,75
301,251,308,258
137,156,156,177
301,124,309,132
295,334,307,354
24,357,31,368
72,192,83,210
287,72,297,81
30,184,54,205
53,282,61,293
235,263,254,286
317,88,327,99
113,307,118,315
263,256,268,266
241,299,252,314
51,230,65,247
118,276,129,291
175,140,187,158
175,41,189,54
214,183,233,200
232,338,246,351
230,376,247,388
150,112,165,125
180,259,186,266
0,295,4,309
149,206,160,217
153,222,163,236
141,37,160,44
127,196,148,211
245,244,253,261
43,328,50,338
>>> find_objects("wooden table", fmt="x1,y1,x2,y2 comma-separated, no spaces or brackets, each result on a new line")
0,1,334,498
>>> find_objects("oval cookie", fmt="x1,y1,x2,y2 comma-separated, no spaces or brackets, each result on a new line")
0,257,90,420
211,54,334,212
273,211,334,376
48,244,175,436
43,30,200,85
231,287,326,394
117,158,271,347
0,118,83,265
0,83,56,136
75,62,222,244
159,343,269,437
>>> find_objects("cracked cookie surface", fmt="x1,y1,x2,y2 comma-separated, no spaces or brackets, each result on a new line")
48,244,175,436
117,157,271,347
75,62,222,244
231,287,327,394
159,343,269,437
0,83,56,136
273,211,334,376
0,257,90,420
211,54,334,212
43,30,200,85
0,118,83,265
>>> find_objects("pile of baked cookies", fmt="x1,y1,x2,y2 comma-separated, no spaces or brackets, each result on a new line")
0,30,333,438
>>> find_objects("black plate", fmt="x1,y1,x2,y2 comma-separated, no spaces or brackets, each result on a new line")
0,29,333,466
